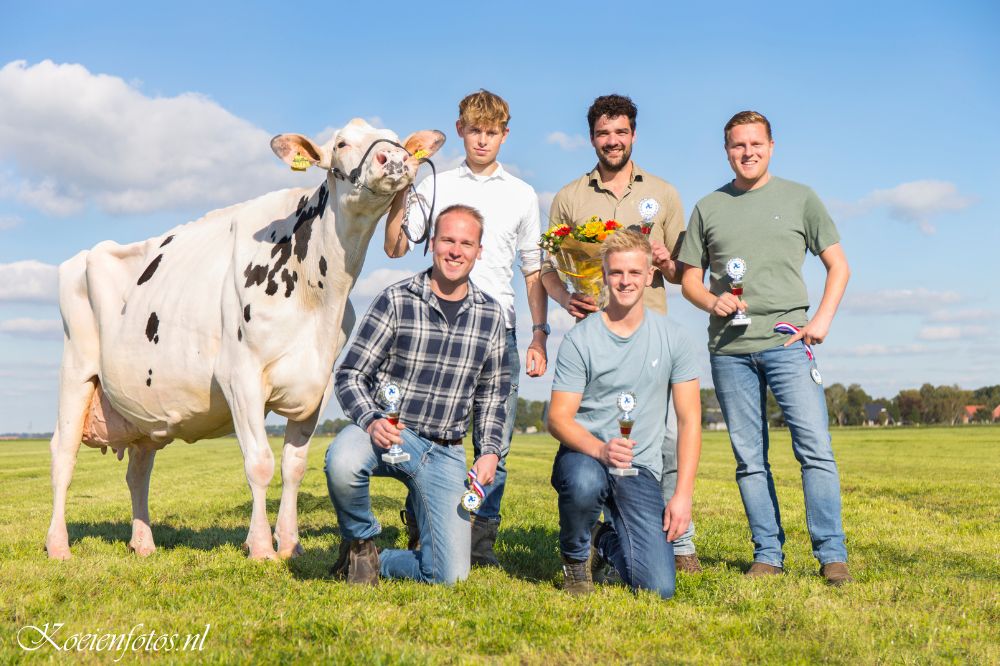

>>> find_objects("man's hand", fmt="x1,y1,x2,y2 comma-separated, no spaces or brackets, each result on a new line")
366,418,404,450
663,493,692,542
600,437,634,469
650,240,675,275
525,339,547,377
471,453,500,485
710,292,746,318
563,292,599,320
783,313,833,347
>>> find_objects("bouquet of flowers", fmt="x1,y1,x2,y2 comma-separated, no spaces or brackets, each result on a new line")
539,216,622,299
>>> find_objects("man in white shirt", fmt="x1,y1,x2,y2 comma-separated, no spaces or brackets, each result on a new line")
384,89,549,567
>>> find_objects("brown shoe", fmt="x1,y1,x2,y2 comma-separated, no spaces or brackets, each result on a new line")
562,555,595,595
745,562,783,577
400,509,420,551
329,539,350,579
675,553,703,573
470,515,501,568
820,562,854,586
346,539,380,586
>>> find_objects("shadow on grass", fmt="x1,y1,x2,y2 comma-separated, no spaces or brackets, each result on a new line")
496,525,562,582
287,527,402,581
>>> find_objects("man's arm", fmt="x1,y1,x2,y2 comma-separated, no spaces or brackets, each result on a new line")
680,264,745,317
470,320,512,485
651,187,686,284
664,379,701,541
524,270,548,376
383,189,410,258
783,242,850,347
334,293,404,446
547,390,634,468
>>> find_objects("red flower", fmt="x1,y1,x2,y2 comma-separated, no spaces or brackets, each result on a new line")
554,226,570,237
640,225,652,234
605,219,619,231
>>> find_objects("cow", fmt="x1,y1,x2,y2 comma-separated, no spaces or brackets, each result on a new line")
45,119,445,561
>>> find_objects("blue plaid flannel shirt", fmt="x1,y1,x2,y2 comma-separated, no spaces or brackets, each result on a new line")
335,269,511,456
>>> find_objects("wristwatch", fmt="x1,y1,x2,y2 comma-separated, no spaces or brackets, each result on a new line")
531,323,551,335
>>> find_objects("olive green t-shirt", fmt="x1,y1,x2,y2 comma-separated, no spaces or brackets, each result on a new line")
678,176,840,355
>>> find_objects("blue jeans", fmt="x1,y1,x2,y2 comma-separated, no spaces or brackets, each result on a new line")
661,393,696,556
405,328,518,524
325,424,471,584
710,342,847,567
551,447,676,599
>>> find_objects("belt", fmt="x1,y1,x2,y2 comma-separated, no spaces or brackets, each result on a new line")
428,436,463,447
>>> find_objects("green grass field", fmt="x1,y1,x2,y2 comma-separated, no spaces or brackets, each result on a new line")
1,427,998,664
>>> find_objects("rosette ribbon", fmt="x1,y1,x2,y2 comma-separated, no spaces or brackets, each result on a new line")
774,322,814,360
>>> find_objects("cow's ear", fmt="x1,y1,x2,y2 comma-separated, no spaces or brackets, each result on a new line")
402,130,446,160
270,134,328,171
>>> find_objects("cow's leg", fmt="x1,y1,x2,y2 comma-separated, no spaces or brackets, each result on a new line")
46,378,97,560
222,381,279,561
126,445,157,556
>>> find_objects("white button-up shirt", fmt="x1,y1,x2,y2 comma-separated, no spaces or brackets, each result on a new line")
407,161,541,329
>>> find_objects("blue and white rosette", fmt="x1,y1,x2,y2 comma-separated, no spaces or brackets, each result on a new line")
461,468,486,512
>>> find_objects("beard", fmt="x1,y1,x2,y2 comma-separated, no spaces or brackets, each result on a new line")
596,144,632,173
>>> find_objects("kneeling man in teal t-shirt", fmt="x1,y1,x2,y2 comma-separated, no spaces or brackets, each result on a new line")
547,230,702,599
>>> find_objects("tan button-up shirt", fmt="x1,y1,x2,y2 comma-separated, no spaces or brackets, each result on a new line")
542,162,684,314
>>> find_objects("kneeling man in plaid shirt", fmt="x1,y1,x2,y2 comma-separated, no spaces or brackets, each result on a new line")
325,204,510,586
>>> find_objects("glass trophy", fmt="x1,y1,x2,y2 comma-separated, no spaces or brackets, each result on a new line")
380,383,410,464
725,257,751,327
609,391,639,477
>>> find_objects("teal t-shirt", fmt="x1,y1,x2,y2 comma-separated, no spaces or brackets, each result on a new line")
552,311,700,480
677,176,840,355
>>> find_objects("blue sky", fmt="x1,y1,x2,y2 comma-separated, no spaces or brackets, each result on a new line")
1,1,997,432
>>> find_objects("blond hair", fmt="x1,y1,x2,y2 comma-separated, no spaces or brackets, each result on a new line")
724,110,772,145
458,89,510,130
600,229,652,266
434,204,484,241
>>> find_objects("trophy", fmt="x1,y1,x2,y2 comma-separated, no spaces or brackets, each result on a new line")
725,257,751,327
380,383,410,464
609,391,639,477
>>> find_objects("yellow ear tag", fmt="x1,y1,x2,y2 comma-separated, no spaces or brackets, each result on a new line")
412,149,429,160
290,153,311,172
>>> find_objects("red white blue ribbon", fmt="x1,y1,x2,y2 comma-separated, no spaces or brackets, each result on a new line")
467,469,485,499
774,322,814,360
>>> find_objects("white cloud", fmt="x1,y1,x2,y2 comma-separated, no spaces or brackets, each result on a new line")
840,288,961,315
546,131,588,151
354,268,414,297
833,180,976,234
0,213,23,230
927,308,997,323
0,260,58,302
537,191,556,224
917,325,988,341
548,308,577,334
831,343,935,357
0,317,62,339
0,60,303,217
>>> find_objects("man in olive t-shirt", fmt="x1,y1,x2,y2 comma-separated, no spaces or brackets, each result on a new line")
678,110,853,586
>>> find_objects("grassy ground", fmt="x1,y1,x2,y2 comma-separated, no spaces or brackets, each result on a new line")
1,426,997,664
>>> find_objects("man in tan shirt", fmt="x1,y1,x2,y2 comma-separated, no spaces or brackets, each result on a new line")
542,94,701,573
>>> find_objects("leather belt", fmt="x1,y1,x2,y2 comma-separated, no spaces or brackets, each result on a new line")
429,436,463,447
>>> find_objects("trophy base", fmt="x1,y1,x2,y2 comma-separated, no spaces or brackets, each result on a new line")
608,466,639,477
382,451,411,464
730,316,751,327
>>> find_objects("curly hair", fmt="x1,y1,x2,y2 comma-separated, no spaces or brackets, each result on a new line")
587,94,637,136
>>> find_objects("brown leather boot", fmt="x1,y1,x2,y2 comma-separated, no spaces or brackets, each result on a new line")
675,553,703,573
346,539,380,586
820,562,854,586
562,555,595,596
745,562,783,577
329,539,350,579
470,515,501,567
400,510,420,551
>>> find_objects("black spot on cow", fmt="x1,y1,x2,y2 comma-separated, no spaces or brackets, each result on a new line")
137,254,163,286
243,305,251,322
145,312,160,343
238,328,243,341
242,183,328,298
146,369,153,387
319,256,328,277
159,235,175,248
318,281,324,289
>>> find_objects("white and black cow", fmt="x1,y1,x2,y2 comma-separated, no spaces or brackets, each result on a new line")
45,119,444,560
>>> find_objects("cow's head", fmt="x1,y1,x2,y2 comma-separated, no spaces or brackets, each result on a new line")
270,119,445,198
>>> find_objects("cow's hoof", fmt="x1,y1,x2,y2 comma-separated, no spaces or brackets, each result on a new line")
243,541,279,561
278,542,305,560
128,541,157,557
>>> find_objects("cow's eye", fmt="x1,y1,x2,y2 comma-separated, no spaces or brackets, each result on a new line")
337,141,348,149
